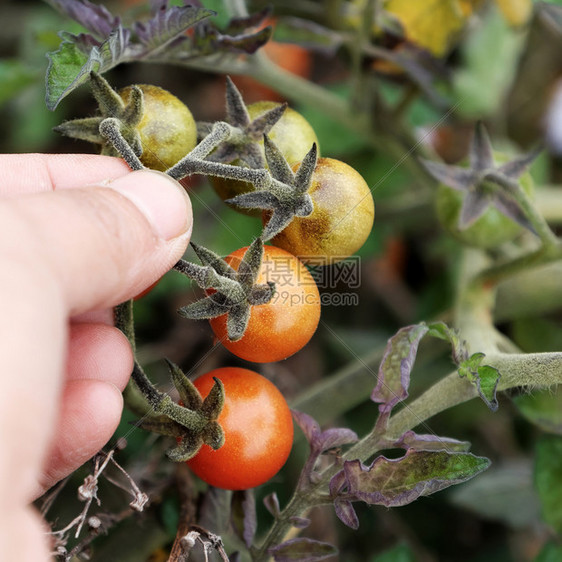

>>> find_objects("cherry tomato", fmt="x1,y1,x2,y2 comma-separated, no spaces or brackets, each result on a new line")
209,245,320,363
187,367,294,490
210,102,319,213
436,154,534,249
270,158,375,265
118,84,197,171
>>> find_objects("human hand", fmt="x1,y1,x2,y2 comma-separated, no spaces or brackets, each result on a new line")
0,153,192,559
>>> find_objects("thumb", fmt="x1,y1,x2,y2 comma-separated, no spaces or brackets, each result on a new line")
0,169,192,315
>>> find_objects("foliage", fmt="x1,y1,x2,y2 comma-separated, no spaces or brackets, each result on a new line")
1,0,562,560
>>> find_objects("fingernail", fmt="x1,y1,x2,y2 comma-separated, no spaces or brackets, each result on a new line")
108,170,192,241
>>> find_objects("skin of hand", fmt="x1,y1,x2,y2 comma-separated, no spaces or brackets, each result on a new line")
0,153,193,560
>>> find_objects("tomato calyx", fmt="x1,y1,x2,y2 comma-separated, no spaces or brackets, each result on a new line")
54,71,144,160
199,76,288,168
132,360,225,462
226,135,317,239
174,237,275,341
421,122,540,234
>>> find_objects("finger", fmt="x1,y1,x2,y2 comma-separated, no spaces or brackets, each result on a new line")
0,153,130,197
66,323,133,390
34,379,123,497
72,309,114,325
0,169,192,316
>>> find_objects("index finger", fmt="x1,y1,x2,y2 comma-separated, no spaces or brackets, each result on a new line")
0,153,131,198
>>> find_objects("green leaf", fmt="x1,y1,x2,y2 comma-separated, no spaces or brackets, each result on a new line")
513,387,562,434
458,353,501,412
343,450,491,507
45,28,128,110
535,435,562,534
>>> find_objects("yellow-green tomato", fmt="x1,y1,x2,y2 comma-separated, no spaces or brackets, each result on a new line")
211,102,319,213
271,158,375,265
436,157,534,249
119,84,197,172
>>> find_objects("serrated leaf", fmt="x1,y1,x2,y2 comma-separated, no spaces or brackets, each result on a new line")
371,324,430,415
394,430,471,452
427,321,467,363
46,27,129,110
458,353,500,411
513,388,562,434
334,500,359,530
45,0,120,39
343,450,490,507
134,6,214,54
535,436,562,534
269,538,338,561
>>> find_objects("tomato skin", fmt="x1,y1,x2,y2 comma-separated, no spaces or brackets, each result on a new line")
118,84,197,172
209,246,320,363
187,367,294,490
210,102,319,213
271,158,375,265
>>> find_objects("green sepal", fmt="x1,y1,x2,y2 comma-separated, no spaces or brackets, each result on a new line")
174,239,275,341
165,359,202,411
200,377,225,421
166,435,204,462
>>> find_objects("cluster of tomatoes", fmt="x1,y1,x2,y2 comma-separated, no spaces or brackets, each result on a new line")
59,75,375,490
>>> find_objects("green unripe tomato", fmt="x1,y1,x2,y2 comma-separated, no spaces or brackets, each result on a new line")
435,155,534,249
119,84,197,172
210,102,319,214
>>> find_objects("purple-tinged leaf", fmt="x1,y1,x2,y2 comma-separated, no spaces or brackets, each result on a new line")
231,489,256,548
225,8,272,35
293,410,358,456
269,538,338,561
46,27,129,110
292,410,320,444
334,500,359,530
198,487,232,534
134,6,213,54
342,450,490,507
420,159,476,191
263,492,281,517
371,324,430,415
393,430,471,453
289,516,310,529
45,0,119,39
273,17,344,55
470,122,494,172
217,27,273,55
458,190,490,229
315,428,359,453
329,470,346,497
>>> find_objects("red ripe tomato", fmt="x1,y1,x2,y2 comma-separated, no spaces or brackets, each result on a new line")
209,245,320,363
187,367,294,490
